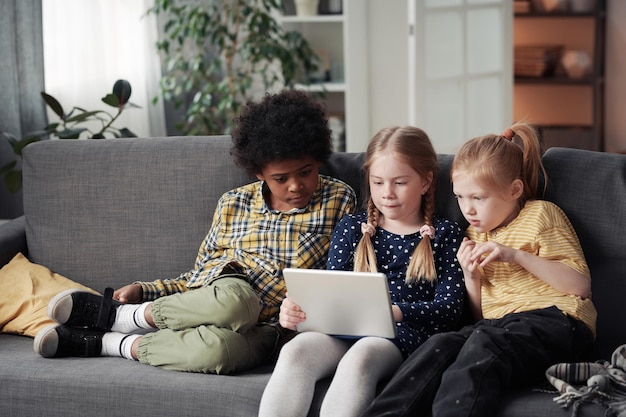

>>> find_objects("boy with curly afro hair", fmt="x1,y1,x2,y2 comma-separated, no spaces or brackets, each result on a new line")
34,90,357,375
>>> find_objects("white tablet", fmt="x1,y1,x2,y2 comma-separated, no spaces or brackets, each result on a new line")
282,268,397,339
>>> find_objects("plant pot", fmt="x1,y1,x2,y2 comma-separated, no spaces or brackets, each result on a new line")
295,0,319,16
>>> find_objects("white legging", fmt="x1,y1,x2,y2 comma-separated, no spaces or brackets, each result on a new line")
258,332,403,417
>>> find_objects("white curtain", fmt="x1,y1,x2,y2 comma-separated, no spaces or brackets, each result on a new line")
42,0,166,138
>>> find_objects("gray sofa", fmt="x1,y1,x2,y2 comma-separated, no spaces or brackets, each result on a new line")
0,135,624,417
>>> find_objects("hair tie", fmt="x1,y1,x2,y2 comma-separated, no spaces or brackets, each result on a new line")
501,127,514,140
361,222,376,237
419,225,436,239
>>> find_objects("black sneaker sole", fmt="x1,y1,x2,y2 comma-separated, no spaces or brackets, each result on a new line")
47,289,83,325
33,324,61,358
34,324,104,358
47,288,118,330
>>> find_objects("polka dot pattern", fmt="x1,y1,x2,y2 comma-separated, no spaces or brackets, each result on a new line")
327,212,466,357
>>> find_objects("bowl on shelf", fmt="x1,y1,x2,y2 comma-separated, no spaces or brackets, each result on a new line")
531,0,568,13
295,0,320,16
561,50,592,79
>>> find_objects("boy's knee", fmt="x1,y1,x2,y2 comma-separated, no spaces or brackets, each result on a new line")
198,325,277,374
187,338,233,374
212,278,261,330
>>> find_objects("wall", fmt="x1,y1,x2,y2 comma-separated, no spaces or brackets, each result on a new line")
366,1,409,141
605,0,626,152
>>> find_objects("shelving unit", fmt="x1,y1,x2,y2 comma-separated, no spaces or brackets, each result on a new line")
513,0,606,151
279,0,369,152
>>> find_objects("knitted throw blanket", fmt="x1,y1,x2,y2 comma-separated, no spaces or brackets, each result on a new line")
546,344,626,417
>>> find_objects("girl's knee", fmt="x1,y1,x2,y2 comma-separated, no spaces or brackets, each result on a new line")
343,337,401,370
279,333,321,359
277,332,338,367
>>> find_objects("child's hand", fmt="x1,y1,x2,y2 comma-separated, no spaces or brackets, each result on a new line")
279,293,306,331
458,238,482,278
469,241,516,267
113,283,142,304
458,237,484,320
391,304,404,323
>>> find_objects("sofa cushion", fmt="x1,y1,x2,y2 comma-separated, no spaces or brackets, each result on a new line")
0,253,96,337
0,333,272,417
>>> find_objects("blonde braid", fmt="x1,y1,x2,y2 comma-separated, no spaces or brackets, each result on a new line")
354,199,379,273
406,186,437,283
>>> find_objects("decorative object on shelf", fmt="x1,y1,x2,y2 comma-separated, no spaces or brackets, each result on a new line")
561,50,592,79
514,0,531,14
570,0,595,13
330,61,344,83
295,0,320,16
308,49,331,83
514,45,564,77
328,115,345,151
532,0,568,12
0,80,140,194
532,0,568,13
320,0,342,14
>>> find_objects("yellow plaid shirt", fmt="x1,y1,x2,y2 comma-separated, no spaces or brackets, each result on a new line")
138,174,356,322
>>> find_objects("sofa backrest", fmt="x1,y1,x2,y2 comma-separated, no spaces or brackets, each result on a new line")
542,147,626,360
23,136,250,290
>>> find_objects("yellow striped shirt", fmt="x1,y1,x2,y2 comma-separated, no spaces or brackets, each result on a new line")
466,199,597,336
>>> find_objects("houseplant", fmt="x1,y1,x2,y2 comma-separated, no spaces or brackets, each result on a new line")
147,0,320,135
0,79,139,193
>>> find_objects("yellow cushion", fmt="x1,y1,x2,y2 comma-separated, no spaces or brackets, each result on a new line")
0,253,98,337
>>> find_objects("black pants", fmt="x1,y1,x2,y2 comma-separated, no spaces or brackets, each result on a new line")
360,306,593,417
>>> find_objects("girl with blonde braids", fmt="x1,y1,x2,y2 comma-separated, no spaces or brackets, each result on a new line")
259,126,465,417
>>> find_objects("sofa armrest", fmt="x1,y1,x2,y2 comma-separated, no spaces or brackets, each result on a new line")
0,216,27,267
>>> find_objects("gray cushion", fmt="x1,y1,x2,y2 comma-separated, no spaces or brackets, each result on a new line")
0,333,269,417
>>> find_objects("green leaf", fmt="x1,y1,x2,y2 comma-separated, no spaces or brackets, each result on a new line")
64,110,104,123
4,170,22,194
0,161,17,175
119,128,137,138
41,92,65,119
149,0,319,136
14,136,41,156
57,128,87,139
101,93,120,108
121,101,142,109
113,79,132,105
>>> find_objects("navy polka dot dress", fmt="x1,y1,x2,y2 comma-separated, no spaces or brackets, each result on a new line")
327,211,465,358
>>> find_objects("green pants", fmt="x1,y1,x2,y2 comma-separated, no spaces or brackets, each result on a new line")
136,276,279,374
